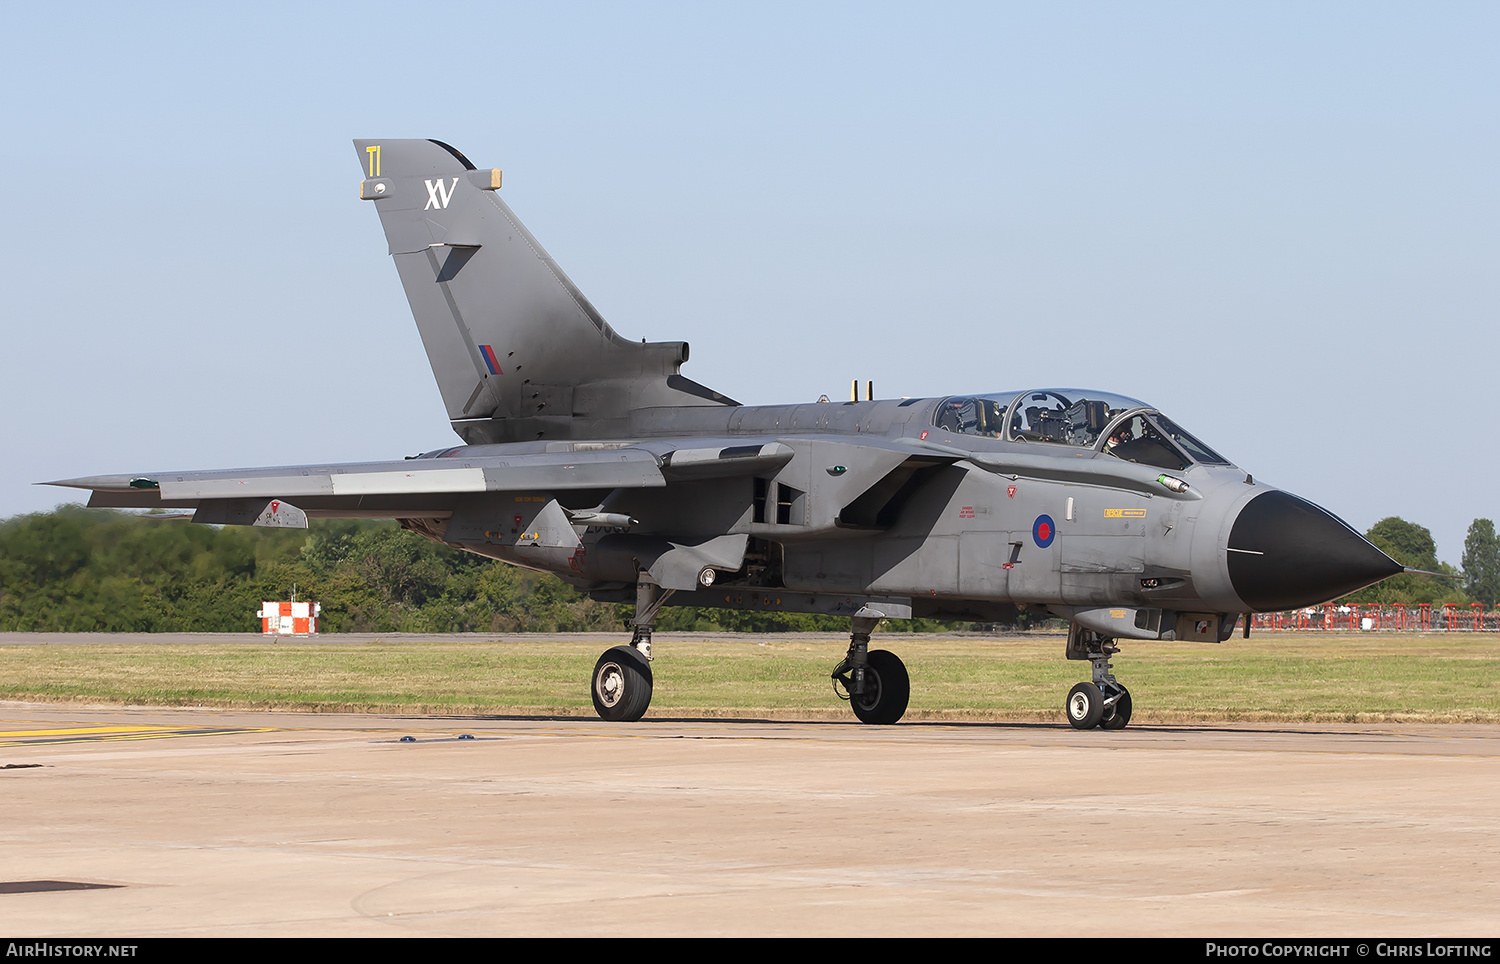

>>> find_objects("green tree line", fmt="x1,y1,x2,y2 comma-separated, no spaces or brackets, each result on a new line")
0,508,937,633
2,508,1496,633
1342,516,1499,607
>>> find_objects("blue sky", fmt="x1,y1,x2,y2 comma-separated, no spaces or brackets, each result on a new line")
2,2,1495,562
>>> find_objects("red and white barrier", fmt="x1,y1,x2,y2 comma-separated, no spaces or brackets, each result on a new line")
258,601,320,635
1248,603,1500,632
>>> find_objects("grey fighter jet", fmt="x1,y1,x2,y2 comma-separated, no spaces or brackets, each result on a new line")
51,139,1404,730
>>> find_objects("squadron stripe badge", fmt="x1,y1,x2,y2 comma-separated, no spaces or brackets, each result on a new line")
479,344,503,375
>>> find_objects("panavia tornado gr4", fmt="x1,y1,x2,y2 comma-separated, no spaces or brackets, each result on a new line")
52,139,1404,729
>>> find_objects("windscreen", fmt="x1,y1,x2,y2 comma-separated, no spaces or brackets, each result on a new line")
1007,389,1148,448
1150,414,1230,465
932,393,1015,438
932,388,1232,469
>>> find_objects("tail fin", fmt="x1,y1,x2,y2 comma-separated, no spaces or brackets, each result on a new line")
353,139,734,442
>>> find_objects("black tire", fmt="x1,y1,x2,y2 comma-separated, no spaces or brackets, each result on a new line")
1100,687,1133,730
1066,681,1105,730
591,646,654,722
850,650,910,725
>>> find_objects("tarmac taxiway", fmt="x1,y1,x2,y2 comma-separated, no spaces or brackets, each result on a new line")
3,702,1499,936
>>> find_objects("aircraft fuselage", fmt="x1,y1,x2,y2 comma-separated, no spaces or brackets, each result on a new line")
421,392,1395,639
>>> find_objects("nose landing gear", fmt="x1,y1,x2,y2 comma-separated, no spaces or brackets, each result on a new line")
1065,626,1133,730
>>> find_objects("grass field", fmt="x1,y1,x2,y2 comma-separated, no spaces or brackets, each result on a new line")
3,632,1499,723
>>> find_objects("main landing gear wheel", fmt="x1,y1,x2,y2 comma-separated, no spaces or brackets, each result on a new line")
1100,686,1133,730
850,650,910,725
591,645,653,722
832,616,909,725
1066,681,1105,730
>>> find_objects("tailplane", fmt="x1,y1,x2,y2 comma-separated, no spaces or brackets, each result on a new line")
354,139,735,442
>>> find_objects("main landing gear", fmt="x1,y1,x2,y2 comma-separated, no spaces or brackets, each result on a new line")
590,586,914,726
1065,626,1132,731
831,615,910,725
590,580,674,722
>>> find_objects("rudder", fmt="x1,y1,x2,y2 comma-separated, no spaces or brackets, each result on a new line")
353,139,733,441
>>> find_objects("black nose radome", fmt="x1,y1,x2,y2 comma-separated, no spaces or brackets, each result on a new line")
1227,490,1403,612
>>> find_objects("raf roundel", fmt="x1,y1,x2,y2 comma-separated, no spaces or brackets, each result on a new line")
1032,514,1056,549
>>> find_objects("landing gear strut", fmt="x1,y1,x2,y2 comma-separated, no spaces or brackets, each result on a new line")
1065,625,1132,731
590,580,674,722
831,616,910,725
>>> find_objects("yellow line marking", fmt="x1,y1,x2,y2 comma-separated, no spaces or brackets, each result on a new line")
0,724,277,746
0,725,177,738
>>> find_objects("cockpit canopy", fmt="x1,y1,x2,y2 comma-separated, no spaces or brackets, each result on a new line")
933,388,1230,471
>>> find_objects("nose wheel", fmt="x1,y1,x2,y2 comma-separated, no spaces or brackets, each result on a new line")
1066,682,1105,728
1100,687,1132,730
1065,626,1133,730
1065,678,1132,730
